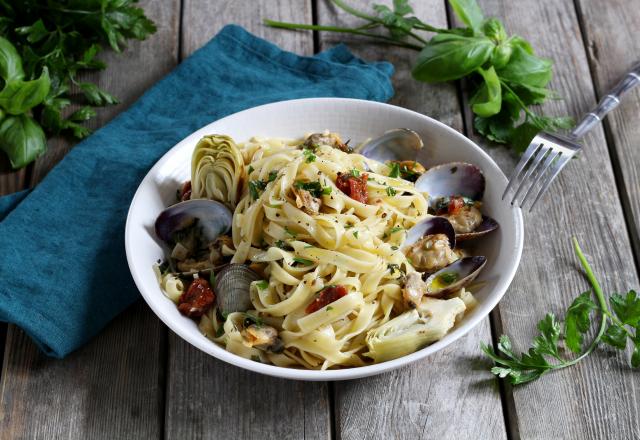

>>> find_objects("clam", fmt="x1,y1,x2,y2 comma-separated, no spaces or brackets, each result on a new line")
424,256,487,297
155,199,232,244
214,264,261,314
414,162,498,240
358,128,424,163
403,217,458,274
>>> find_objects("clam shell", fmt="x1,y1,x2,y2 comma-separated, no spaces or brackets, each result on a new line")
456,216,499,241
415,162,485,206
425,256,487,297
404,216,456,249
358,128,424,163
214,264,261,314
155,199,232,244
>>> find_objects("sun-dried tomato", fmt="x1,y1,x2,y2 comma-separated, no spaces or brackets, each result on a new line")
447,196,465,216
178,278,215,318
336,172,368,204
305,285,348,314
180,181,192,201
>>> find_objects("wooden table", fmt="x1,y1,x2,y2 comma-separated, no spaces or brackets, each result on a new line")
1,1,639,439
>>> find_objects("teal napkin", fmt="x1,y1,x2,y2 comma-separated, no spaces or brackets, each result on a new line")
0,25,394,358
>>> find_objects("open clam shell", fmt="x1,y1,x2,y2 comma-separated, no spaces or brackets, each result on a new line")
358,128,424,163
155,199,232,244
456,216,499,241
415,162,485,206
404,216,456,249
214,264,261,314
424,256,487,297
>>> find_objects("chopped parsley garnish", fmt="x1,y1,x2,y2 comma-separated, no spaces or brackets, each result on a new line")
326,306,334,311
249,179,267,200
389,226,404,234
256,280,269,290
391,245,399,250
353,231,359,238
268,170,278,182
284,227,297,238
386,186,397,197
322,186,332,195
293,257,314,266
345,223,354,229
351,168,361,177
387,263,404,275
399,163,421,182
248,165,254,174
244,313,263,327
275,239,292,250
294,180,330,198
215,326,225,337
302,148,316,163
388,162,400,178
434,196,475,213
437,272,459,285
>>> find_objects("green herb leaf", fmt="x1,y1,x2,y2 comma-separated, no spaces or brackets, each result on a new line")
412,33,493,83
256,280,269,290
79,82,119,106
609,291,640,326
293,257,314,266
294,180,326,198
497,45,553,88
302,148,316,163
0,114,46,169
0,36,24,81
470,66,502,117
448,0,484,32
248,165,254,174
326,306,334,311
388,162,400,178
564,291,597,353
0,67,50,115
353,231,359,238
602,324,628,349
386,186,397,196
268,170,278,182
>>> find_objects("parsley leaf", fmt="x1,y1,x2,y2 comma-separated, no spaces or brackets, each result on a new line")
564,291,597,353
388,162,400,178
256,280,269,290
302,148,316,163
386,186,397,196
294,180,330,198
293,257,314,266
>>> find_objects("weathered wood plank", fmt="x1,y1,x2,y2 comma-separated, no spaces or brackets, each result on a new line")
575,0,640,265
0,1,180,438
164,2,330,440
455,0,640,438
316,2,507,439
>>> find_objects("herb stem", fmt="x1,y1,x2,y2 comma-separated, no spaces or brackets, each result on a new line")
263,20,423,51
331,0,379,22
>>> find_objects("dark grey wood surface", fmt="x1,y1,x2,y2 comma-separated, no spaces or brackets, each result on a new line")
1,1,639,439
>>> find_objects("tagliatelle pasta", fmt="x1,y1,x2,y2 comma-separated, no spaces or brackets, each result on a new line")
155,132,485,370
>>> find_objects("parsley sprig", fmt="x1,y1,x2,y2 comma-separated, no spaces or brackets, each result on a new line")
482,238,640,385
266,0,571,153
0,0,156,168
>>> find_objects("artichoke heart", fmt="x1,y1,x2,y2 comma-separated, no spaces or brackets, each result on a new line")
191,134,245,209
365,298,466,363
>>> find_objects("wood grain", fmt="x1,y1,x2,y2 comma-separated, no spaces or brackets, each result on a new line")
575,0,640,266
164,2,330,440
0,1,180,438
315,2,507,439
455,0,640,438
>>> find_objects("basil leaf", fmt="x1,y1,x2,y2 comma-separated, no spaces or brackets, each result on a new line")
482,18,507,43
470,66,502,117
412,34,493,83
498,45,552,88
509,122,540,153
508,35,534,55
0,36,24,81
0,67,50,115
448,0,484,32
0,114,46,169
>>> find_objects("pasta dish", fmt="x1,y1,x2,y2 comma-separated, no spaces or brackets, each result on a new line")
153,130,497,369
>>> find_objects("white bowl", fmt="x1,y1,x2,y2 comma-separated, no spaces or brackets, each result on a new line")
125,98,523,381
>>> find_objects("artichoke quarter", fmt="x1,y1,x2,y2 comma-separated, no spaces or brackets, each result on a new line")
191,134,245,209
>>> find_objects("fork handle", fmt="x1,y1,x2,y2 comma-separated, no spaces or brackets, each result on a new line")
570,61,640,139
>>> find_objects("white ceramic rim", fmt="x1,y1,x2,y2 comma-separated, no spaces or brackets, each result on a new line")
125,97,524,381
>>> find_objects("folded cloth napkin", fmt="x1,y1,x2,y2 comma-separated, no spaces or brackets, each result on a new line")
0,25,394,358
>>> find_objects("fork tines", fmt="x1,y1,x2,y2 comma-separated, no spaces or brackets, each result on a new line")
502,133,577,211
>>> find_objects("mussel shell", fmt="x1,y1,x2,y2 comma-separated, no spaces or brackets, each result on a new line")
425,256,486,297
214,264,261,314
155,199,232,244
404,216,456,249
456,216,499,241
415,162,485,206
358,128,424,163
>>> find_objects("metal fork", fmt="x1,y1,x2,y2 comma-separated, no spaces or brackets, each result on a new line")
503,61,640,211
